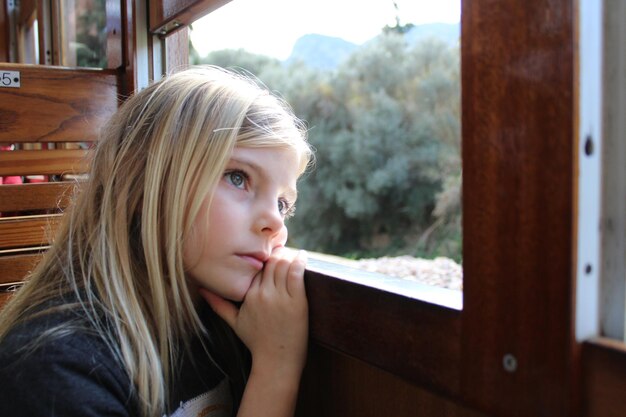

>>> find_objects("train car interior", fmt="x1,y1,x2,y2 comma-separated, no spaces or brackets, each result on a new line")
0,1,625,416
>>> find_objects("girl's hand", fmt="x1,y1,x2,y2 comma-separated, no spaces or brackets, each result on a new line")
199,248,309,376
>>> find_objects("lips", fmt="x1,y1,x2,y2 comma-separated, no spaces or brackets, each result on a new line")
237,252,268,271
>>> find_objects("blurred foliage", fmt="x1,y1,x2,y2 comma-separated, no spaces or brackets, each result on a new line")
192,32,462,262
73,0,107,68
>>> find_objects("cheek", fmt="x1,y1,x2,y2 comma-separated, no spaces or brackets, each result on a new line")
182,226,202,269
182,201,212,269
275,226,288,248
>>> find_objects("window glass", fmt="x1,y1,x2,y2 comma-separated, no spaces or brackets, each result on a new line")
190,0,462,291
16,5,39,64
59,0,108,68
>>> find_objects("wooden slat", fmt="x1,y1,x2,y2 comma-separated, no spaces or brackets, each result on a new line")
0,64,118,143
149,0,231,35
0,149,88,176
460,0,576,416
0,215,62,250
0,182,76,212
0,252,42,284
0,292,14,309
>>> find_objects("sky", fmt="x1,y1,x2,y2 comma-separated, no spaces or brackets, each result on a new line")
190,0,461,61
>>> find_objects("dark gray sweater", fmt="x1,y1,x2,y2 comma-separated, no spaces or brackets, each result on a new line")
0,307,234,417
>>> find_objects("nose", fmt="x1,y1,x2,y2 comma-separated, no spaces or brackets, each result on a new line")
255,198,285,238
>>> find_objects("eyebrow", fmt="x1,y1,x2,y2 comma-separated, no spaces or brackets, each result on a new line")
229,156,299,201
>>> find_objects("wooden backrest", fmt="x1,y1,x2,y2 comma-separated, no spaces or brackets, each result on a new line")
0,64,119,306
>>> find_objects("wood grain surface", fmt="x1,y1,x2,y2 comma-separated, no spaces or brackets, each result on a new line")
0,64,118,142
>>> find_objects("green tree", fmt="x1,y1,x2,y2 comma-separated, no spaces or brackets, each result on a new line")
192,48,283,80
189,32,462,261
286,34,460,260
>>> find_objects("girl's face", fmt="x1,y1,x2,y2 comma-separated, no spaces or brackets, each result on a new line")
183,146,302,301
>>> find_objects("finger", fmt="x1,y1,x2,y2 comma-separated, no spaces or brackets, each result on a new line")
248,269,263,292
198,288,239,329
272,257,290,289
286,250,307,297
262,246,285,288
266,247,295,288
261,255,277,290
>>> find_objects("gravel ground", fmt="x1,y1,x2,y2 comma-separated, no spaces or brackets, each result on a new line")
349,255,463,291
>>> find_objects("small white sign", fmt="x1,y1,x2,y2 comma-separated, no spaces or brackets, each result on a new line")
0,71,20,88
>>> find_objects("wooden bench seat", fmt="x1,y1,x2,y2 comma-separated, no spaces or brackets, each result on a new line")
0,64,119,309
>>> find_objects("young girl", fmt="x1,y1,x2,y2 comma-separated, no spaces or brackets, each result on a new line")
0,66,313,417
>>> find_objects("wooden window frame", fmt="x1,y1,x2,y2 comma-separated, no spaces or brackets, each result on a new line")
141,0,626,415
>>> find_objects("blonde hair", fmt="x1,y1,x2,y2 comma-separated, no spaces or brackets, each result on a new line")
0,66,312,417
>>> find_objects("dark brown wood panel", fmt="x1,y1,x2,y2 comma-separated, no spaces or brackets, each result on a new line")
297,344,488,417
0,182,75,212
0,252,41,284
0,1,8,62
120,0,136,94
305,265,462,400
583,339,626,417
149,0,231,35
18,0,36,25
165,28,189,73
461,0,577,416
0,149,88,176
0,215,61,250
0,64,118,142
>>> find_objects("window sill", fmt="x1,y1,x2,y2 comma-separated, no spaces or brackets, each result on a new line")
304,256,463,399
307,256,463,310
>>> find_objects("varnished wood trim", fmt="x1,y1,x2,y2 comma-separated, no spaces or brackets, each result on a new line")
0,214,61,250
149,0,231,35
18,0,36,26
0,182,77,212
305,259,462,400
461,0,576,415
121,0,136,95
0,64,118,142
165,27,189,73
0,0,9,62
0,149,89,176
0,251,41,284
582,338,626,417
298,344,486,417
0,292,14,309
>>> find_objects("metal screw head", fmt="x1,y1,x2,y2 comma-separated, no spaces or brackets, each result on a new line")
503,353,518,373
584,134,594,156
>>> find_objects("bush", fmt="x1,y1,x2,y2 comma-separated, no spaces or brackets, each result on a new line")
194,33,462,261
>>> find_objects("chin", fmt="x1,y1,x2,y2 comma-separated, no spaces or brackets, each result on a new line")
226,288,248,303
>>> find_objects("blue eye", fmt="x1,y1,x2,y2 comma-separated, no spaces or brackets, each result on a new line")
278,199,296,218
225,170,248,189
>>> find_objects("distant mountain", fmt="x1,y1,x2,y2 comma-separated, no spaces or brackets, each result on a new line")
285,34,359,70
404,22,460,47
286,23,460,70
